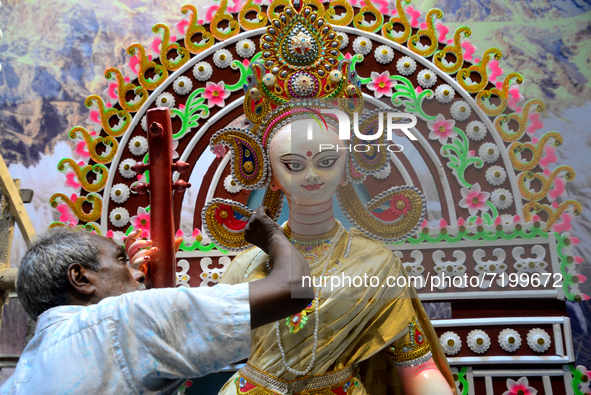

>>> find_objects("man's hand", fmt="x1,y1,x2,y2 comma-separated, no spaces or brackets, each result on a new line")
124,230,183,276
244,206,285,254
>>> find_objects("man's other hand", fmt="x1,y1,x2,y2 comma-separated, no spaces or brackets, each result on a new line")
244,206,285,254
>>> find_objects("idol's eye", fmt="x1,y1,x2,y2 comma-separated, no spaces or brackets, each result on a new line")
317,157,339,169
282,161,305,172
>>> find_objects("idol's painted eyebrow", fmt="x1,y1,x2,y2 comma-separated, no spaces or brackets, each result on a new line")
280,153,307,160
313,150,339,160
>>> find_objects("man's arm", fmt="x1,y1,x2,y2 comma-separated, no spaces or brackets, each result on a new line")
242,207,314,329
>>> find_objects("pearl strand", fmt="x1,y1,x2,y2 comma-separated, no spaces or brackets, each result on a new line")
270,228,353,376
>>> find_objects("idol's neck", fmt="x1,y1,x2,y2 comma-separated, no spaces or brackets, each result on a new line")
286,197,336,236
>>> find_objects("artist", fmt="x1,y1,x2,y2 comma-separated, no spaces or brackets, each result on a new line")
0,207,313,395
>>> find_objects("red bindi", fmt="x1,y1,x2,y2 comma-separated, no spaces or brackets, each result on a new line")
306,151,312,157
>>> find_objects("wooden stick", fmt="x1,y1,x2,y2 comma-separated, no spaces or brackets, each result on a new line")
0,155,35,245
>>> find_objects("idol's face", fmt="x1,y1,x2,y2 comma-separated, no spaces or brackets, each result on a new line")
269,118,346,205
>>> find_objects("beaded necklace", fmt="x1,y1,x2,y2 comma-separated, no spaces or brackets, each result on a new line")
267,225,354,376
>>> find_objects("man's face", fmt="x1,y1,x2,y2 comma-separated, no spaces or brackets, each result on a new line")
91,234,147,300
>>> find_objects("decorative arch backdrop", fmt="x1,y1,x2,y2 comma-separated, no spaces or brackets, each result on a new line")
0,0,590,387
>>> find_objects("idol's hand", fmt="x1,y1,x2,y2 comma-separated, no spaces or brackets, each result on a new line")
244,206,284,254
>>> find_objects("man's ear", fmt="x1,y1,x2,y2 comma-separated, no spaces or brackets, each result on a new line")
67,263,97,296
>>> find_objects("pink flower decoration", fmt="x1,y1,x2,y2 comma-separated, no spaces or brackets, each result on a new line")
130,207,150,235
203,81,231,108
176,19,189,35
204,5,219,23
128,55,140,75
105,230,114,238
508,85,524,110
419,22,427,30
462,40,476,61
526,112,544,135
344,52,353,60
551,213,572,233
75,141,90,158
367,71,394,98
459,183,490,216
212,144,227,158
427,113,457,144
487,59,503,83
539,145,557,169
503,377,537,395
86,109,101,125
436,22,449,42
242,59,250,67
406,6,421,28
415,86,423,94
65,172,82,191
57,203,79,226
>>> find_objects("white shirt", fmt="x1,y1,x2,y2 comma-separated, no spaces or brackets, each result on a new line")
0,283,251,395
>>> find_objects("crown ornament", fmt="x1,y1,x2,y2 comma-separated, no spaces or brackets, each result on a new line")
202,0,426,251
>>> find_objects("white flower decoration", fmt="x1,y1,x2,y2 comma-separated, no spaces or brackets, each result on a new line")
396,56,416,76
498,328,522,352
467,329,491,354
417,69,437,88
440,331,462,355
193,62,213,81
435,84,455,103
110,183,130,204
329,70,342,83
263,73,276,86
213,48,233,68
119,159,137,179
479,142,500,163
485,166,507,186
352,36,372,55
156,92,175,109
527,328,551,353
129,136,148,156
110,231,127,246
466,120,487,141
491,188,513,210
141,115,148,132
450,100,471,121
374,45,394,64
109,207,130,227
224,175,242,194
335,32,348,49
173,76,193,95
236,39,256,58
373,162,391,179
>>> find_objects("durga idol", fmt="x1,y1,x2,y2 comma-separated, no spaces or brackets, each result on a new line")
201,1,456,394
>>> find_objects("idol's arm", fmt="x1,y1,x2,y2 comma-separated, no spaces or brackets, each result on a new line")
397,358,454,395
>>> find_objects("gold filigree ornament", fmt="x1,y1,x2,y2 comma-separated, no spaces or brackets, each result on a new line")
434,26,471,74
476,73,523,117
509,131,562,172
127,43,168,91
325,0,354,26
152,23,190,71
408,9,443,57
68,126,118,165
210,0,241,41
239,0,268,30
494,99,545,142
456,47,503,93
84,95,131,138
103,67,147,113
523,200,582,230
382,0,412,44
57,159,109,193
181,5,214,54
517,165,575,202
353,0,383,33
49,192,103,224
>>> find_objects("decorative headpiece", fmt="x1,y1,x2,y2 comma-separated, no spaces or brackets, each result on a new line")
203,0,426,251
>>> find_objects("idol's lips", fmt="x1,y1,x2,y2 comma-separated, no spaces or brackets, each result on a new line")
302,183,323,191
